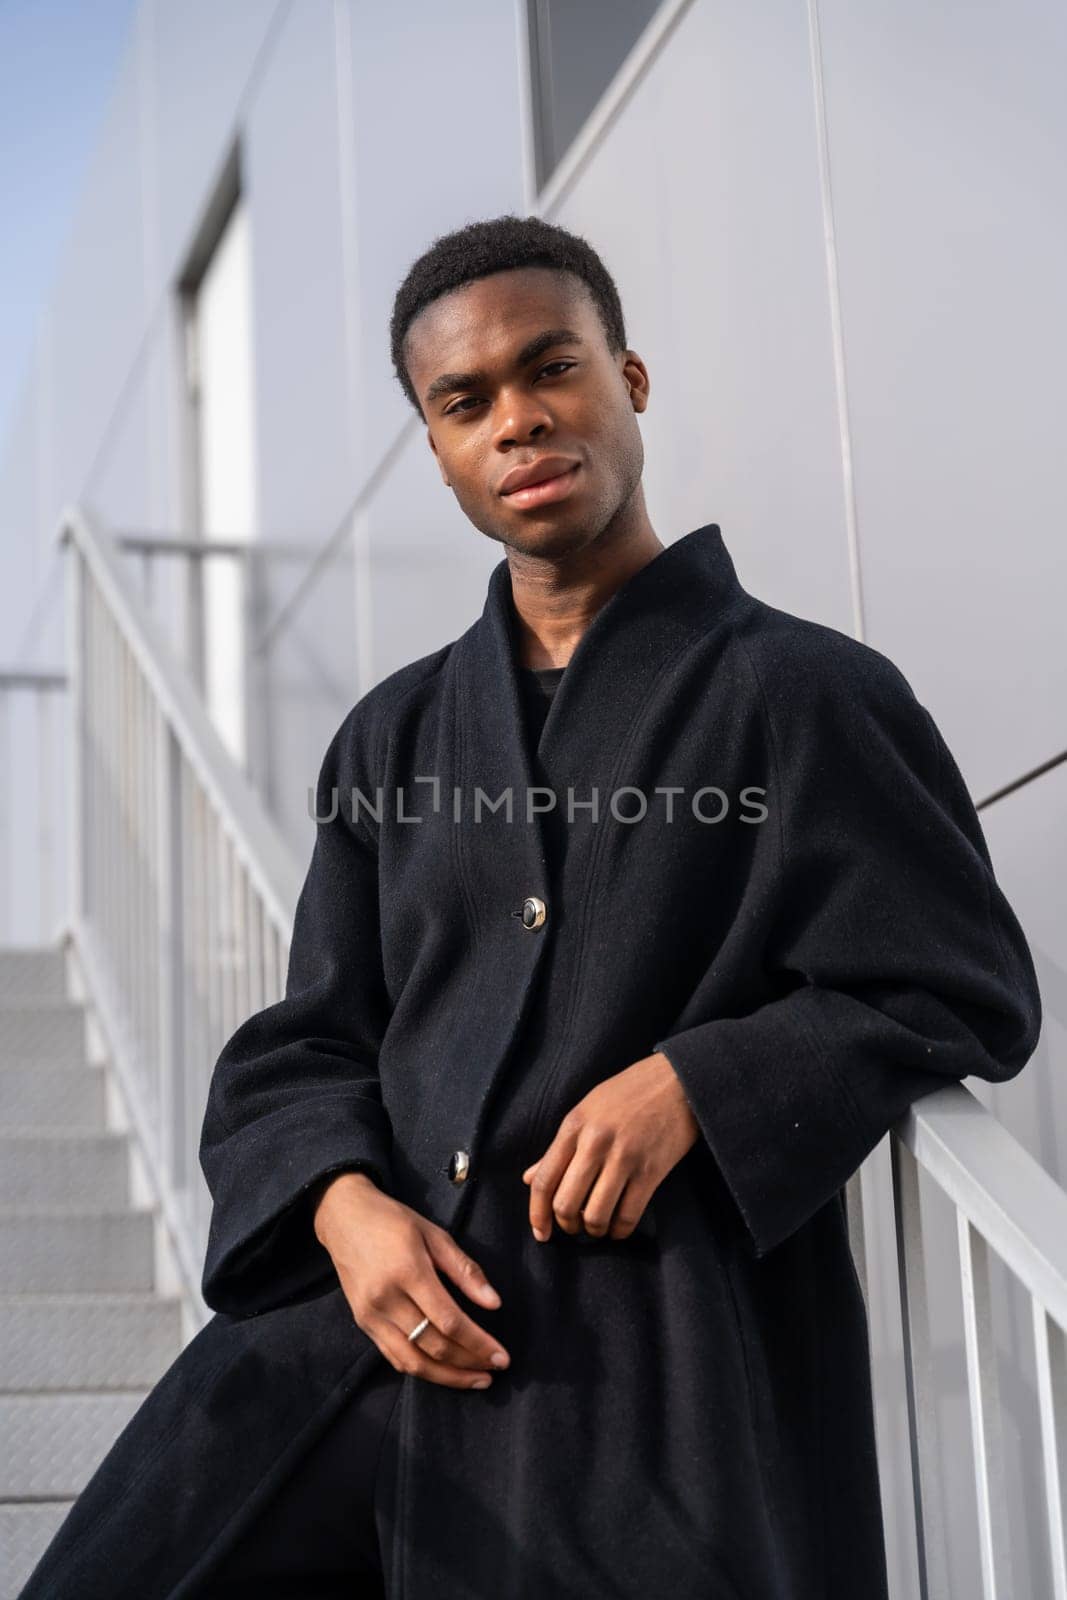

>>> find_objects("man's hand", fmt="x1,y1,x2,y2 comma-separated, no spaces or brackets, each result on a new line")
313,1172,510,1389
521,1052,699,1242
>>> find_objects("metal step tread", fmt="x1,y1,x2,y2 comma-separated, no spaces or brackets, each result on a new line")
0,1066,105,1129
0,1500,74,1598
0,946,67,1004
0,1000,88,1064
0,1391,149,1499
0,1136,130,1211
0,1059,99,1071
0,1004,83,1017
0,1293,183,1392
0,1204,146,1218
0,1211,155,1294
0,1129,127,1147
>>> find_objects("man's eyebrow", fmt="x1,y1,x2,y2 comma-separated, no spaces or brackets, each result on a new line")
423,328,585,407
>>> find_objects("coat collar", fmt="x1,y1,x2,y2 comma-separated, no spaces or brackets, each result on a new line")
419,525,749,1220
450,522,749,894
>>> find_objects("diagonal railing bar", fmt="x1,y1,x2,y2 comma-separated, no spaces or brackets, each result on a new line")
55,502,303,1319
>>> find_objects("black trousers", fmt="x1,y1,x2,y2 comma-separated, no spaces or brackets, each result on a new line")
196,1357,405,1598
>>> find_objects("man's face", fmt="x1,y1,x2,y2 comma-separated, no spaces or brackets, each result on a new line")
403,267,650,560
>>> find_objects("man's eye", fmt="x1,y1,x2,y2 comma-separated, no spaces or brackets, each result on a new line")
444,363,574,417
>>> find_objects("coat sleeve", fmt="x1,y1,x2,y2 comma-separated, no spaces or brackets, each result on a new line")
198,704,394,1315
653,636,1043,1260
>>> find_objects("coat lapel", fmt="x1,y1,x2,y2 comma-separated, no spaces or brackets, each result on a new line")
457,520,748,869
416,524,748,1231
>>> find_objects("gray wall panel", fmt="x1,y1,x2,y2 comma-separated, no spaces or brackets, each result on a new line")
0,374,46,657
40,48,146,539
344,0,528,473
817,0,1067,797
553,0,857,632
147,0,280,275
243,0,354,543
366,424,501,683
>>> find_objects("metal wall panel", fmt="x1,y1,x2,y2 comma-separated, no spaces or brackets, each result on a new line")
551,0,858,633
817,0,1067,798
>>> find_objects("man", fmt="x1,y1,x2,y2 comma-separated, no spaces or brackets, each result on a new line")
21,214,1042,1599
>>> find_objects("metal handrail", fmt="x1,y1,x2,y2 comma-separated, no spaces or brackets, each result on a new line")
898,1086,1067,1326
893,1083,1067,1600
0,669,67,690
56,506,301,930
54,502,303,1318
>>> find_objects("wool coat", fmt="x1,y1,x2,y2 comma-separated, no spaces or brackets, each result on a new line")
21,522,1042,1600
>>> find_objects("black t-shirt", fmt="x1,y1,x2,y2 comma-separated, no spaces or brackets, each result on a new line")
517,665,566,747
517,665,567,880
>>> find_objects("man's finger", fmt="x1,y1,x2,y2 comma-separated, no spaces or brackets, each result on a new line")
412,1266,510,1369
549,1148,606,1235
527,1127,579,1240
376,1316,495,1390
577,1160,630,1237
608,1176,653,1239
389,1291,505,1373
422,1223,502,1308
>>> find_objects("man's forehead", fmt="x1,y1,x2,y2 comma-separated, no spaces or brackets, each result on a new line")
406,270,592,366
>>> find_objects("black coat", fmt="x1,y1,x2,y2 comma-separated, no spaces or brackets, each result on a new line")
22,523,1042,1599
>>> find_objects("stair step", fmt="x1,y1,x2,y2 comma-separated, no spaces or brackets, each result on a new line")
0,1002,86,1065
0,945,67,1000
0,1212,154,1293
0,1392,147,1498
0,1294,182,1391
0,1068,105,1132
0,1502,73,1598
0,1064,106,1129
0,1133,128,1208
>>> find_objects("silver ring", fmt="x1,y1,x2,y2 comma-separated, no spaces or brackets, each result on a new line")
407,1315,431,1344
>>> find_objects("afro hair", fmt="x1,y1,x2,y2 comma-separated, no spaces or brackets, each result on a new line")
389,213,627,417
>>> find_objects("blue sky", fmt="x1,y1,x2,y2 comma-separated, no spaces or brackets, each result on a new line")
0,0,138,446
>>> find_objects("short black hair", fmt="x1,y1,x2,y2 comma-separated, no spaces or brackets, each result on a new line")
389,213,628,417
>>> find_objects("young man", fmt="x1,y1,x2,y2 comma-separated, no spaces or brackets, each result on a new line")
22,215,1042,1599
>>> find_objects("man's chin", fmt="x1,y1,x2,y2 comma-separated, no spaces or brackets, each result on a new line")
493,516,594,562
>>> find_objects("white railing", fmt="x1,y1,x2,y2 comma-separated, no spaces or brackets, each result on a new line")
0,668,67,944
57,503,303,1318
892,1083,1067,1600
111,530,320,800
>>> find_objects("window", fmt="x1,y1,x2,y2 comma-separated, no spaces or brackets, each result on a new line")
178,150,259,772
527,0,665,190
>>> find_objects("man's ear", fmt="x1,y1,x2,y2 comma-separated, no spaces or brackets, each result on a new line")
426,427,451,488
622,350,650,415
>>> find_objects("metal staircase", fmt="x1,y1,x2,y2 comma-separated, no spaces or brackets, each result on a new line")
0,946,183,1595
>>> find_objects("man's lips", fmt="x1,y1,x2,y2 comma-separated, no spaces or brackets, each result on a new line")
499,464,582,510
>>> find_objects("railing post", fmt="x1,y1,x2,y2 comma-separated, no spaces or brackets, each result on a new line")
892,1134,951,1600
958,1215,1013,1597
156,716,186,1188
243,542,273,805
64,533,88,935
1033,1301,1067,1599
845,1167,869,1313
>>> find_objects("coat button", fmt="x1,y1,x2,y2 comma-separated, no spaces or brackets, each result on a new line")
521,895,547,930
448,1150,470,1185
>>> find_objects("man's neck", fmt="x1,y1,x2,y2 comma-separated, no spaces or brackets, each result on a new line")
507,519,664,670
